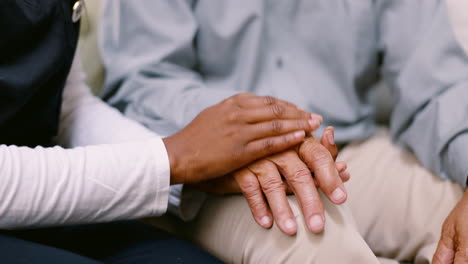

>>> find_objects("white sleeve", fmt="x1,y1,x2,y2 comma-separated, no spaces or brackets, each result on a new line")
0,55,171,229
60,55,206,222
57,54,158,146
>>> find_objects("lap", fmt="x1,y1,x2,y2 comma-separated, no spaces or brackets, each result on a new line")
181,194,378,263
0,234,99,264
2,221,221,264
148,129,463,264
340,129,463,262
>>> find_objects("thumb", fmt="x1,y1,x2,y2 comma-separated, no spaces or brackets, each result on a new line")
433,232,455,264
454,236,468,264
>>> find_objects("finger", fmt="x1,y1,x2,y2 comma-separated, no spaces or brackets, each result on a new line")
250,161,297,235
237,95,296,109
336,161,347,172
310,113,323,125
320,126,338,160
248,119,318,140
433,232,455,264
269,151,325,233
455,250,468,264
335,161,351,182
234,168,273,229
241,104,320,125
339,171,351,182
299,138,347,205
246,130,306,160
454,236,468,264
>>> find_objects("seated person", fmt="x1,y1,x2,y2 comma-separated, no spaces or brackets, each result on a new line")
101,0,468,263
0,1,327,263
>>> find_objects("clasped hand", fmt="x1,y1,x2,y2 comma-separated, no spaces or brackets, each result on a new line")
195,125,349,235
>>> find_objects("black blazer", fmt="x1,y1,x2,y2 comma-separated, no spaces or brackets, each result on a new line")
0,0,80,147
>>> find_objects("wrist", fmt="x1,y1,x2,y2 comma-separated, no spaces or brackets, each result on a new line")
463,188,468,199
163,135,186,185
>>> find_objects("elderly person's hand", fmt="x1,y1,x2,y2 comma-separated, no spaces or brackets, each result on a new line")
433,190,468,264
194,126,350,235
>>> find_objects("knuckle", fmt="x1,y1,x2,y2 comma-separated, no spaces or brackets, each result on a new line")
455,245,468,259
261,177,284,194
288,167,312,185
302,144,332,168
239,178,260,194
262,138,276,151
270,120,283,134
248,200,267,215
271,103,285,118
272,150,297,163
223,96,237,105
226,111,240,122
280,134,293,146
297,119,307,130
263,96,276,105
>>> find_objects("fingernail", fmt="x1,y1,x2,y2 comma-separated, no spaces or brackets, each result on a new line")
293,130,305,138
309,119,320,129
309,215,324,232
311,114,323,124
317,115,323,124
284,219,297,232
260,216,271,227
331,187,346,202
327,131,335,145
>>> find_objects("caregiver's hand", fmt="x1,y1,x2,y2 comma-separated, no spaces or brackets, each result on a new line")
234,127,348,235
164,93,321,185
433,190,468,264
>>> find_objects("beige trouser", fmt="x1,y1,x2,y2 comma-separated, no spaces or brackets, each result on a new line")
148,130,464,263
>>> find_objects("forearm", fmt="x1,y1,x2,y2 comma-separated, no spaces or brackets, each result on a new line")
380,0,468,186
0,139,170,229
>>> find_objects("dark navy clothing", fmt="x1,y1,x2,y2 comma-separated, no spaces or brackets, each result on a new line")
0,221,222,264
0,0,79,147
0,1,221,263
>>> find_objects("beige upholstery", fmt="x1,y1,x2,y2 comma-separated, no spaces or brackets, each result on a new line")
78,0,104,95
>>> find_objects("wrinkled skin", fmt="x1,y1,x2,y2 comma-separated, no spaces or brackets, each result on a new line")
433,190,468,264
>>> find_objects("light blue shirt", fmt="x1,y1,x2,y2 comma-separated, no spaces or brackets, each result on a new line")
101,0,468,188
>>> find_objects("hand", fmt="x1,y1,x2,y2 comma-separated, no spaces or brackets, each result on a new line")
163,93,321,185
237,127,347,235
192,157,348,195
433,190,468,264
195,126,350,235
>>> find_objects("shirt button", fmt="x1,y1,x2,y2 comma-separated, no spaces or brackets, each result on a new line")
276,57,284,68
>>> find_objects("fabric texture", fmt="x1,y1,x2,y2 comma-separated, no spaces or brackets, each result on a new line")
0,221,221,264
0,0,79,146
100,0,468,187
146,130,463,264
0,55,172,229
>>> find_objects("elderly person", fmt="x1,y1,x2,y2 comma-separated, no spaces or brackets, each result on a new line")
101,1,468,263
